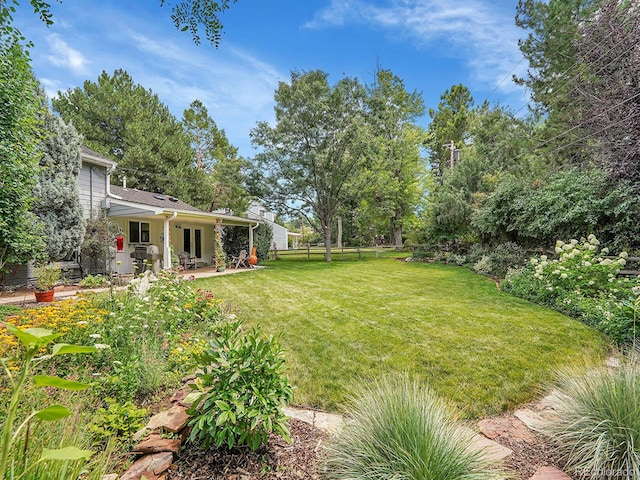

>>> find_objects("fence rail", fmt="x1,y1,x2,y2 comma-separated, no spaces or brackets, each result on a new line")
269,245,402,260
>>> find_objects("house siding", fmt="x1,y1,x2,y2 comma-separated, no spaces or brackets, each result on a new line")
78,163,108,219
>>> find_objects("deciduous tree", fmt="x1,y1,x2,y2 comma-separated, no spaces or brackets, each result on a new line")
251,70,370,261
365,69,427,249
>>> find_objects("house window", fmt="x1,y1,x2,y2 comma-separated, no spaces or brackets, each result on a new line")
195,229,202,258
129,221,150,243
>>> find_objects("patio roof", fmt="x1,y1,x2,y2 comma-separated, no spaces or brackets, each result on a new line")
107,185,259,227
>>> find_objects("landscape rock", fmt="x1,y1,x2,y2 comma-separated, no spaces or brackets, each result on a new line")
135,405,190,440
133,433,181,454
478,416,536,444
119,452,173,480
514,409,546,433
528,465,572,480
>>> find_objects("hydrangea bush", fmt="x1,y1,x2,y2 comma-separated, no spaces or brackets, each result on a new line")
502,235,639,344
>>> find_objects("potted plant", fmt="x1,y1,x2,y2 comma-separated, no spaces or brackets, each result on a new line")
33,263,61,302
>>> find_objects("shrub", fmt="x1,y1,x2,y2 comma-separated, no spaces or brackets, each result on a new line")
324,375,499,480
448,253,467,266
89,398,148,447
543,361,640,479
185,320,293,451
502,235,639,344
78,275,109,289
473,255,493,276
488,242,527,278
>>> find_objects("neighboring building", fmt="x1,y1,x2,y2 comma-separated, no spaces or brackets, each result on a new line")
78,146,118,219
246,202,301,250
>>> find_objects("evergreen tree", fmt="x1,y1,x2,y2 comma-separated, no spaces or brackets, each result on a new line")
33,89,85,261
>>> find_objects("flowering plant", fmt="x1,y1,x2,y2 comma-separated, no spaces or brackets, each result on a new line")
503,235,639,344
33,262,61,292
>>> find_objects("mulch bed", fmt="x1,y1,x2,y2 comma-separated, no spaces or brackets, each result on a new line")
166,412,565,480
167,419,328,480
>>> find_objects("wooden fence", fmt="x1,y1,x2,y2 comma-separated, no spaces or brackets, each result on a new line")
269,245,402,260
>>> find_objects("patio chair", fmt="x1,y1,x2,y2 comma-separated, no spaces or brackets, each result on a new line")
178,251,197,270
231,249,248,269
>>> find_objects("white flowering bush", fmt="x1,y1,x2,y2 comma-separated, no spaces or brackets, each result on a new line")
502,235,639,344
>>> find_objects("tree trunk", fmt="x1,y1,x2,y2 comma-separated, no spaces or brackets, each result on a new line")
324,224,332,262
393,227,403,250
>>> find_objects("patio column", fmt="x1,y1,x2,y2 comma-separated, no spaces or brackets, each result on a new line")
163,212,177,269
249,223,259,254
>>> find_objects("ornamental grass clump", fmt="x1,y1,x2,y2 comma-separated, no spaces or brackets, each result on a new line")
543,359,640,479
324,375,500,480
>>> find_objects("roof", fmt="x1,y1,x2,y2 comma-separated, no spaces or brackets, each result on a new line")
107,185,260,227
110,185,201,212
80,146,118,169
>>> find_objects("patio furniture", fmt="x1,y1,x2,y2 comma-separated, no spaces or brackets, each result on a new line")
231,249,248,269
178,251,197,270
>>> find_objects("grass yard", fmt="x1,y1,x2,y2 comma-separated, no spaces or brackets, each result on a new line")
195,257,607,418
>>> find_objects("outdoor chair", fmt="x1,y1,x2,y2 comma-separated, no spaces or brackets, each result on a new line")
178,251,197,270
231,249,248,269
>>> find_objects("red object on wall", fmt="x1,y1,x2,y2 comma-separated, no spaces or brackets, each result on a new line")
248,247,258,266
116,235,124,252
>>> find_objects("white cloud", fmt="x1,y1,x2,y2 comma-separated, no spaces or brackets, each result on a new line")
45,33,89,73
305,0,526,93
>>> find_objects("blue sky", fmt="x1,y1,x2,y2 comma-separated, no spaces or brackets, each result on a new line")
14,0,530,158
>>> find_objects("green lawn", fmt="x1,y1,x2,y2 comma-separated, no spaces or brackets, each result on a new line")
194,257,607,418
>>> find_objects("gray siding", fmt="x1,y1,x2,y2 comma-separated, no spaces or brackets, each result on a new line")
78,163,108,219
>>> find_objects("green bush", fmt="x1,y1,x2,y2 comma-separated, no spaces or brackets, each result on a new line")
543,361,640,479
89,398,148,447
185,320,293,450
502,236,639,344
473,255,493,276
78,275,109,289
324,375,499,480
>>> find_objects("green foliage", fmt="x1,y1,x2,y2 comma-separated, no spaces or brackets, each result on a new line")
362,69,426,248
424,84,474,178
0,40,46,276
474,242,527,279
0,322,96,480
161,0,237,46
52,69,211,208
33,262,61,291
186,320,293,451
80,214,110,275
543,360,640,479
253,223,272,263
88,398,148,446
251,69,370,261
473,168,640,251
33,89,85,261
502,236,638,343
78,274,109,289
324,375,499,480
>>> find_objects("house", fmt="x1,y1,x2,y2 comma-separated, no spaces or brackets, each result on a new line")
85,149,260,275
246,202,300,250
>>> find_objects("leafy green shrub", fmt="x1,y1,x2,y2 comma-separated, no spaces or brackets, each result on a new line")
488,242,526,278
543,361,640,479
89,398,148,447
473,255,493,276
502,236,639,343
448,253,466,266
185,320,293,451
78,275,109,289
324,375,499,480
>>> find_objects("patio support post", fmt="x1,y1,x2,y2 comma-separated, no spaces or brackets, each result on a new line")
249,223,259,255
163,212,177,269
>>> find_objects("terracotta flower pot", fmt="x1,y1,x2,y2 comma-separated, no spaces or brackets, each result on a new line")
248,247,258,266
34,289,55,303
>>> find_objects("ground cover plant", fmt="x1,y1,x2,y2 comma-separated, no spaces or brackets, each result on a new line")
194,256,607,417
502,235,639,344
